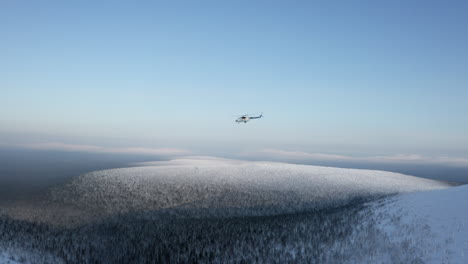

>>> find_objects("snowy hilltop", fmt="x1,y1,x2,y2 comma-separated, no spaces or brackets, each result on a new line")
0,157,466,263
0,156,449,226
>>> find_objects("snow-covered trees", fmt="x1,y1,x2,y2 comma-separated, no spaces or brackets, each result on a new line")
0,158,459,263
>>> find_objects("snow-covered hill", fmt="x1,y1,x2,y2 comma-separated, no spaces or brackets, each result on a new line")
365,184,468,263
0,157,450,226
0,157,465,263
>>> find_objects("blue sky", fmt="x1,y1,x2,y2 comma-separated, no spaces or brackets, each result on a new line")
1,0,468,160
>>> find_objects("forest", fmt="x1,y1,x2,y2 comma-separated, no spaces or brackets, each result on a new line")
0,195,428,264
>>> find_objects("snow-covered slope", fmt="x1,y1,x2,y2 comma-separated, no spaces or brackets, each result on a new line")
0,157,450,226
366,184,468,263
0,252,21,264
0,248,63,264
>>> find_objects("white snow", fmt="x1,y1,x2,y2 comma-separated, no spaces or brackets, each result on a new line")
0,252,21,264
0,156,466,262
0,255,21,264
367,184,468,263
0,157,450,226
0,247,63,264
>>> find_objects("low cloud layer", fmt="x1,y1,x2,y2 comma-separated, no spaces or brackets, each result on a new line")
255,148,468,167
11,143,468,167
23,142,190,156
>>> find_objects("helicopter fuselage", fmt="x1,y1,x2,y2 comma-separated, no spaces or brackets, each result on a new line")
235,113,262,123
235,116,250,123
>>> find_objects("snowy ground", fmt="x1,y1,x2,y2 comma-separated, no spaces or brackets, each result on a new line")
0,157,465,263
0,252,21,264
0,157,449,226
0,248,62,264
367,184,468,263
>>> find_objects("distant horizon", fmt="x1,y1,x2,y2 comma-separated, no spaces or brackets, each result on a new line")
2,144,467,186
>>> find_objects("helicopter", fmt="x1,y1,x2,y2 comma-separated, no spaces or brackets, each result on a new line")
235,113,263,123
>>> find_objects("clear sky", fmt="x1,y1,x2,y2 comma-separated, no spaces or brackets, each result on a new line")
1,0,468,160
